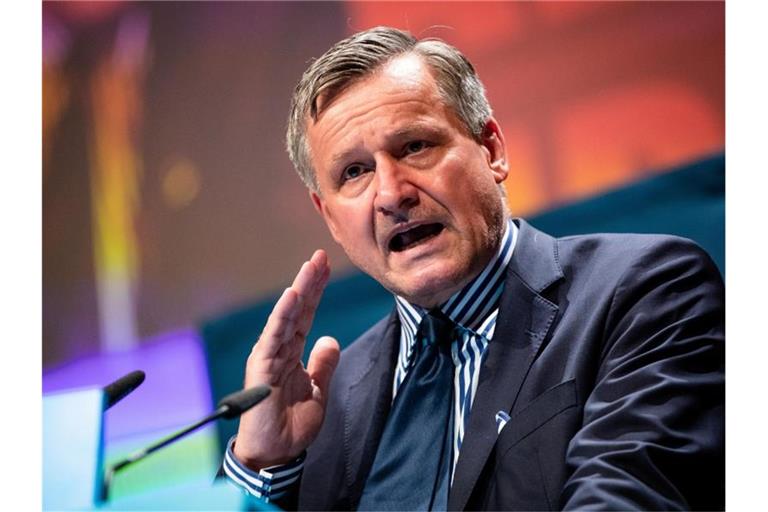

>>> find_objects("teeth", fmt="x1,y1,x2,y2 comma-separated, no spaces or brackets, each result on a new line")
390,224,443,252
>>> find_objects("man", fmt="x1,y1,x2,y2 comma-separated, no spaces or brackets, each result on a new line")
221,27,724,510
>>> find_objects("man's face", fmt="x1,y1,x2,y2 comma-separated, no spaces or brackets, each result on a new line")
307,54,509,307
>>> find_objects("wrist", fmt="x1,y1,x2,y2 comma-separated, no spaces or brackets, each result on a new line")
231,438,296,471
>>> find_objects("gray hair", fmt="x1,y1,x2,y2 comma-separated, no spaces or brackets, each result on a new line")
286,26,493,192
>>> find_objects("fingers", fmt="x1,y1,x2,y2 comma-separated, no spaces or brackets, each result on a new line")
258,286,301,359
294,250,331,337
307,336,341,406
253,250,330,360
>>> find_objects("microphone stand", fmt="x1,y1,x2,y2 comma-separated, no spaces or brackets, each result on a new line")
100,404,229,502
100,385,270,503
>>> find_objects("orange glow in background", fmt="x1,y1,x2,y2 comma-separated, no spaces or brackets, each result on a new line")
86,10,149,352
345,1,724,214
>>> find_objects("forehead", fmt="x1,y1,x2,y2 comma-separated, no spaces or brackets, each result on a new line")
307,54,455,153
314,53,441,117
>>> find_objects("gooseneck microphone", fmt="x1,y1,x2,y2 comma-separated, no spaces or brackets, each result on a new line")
100,385,271,501
103,370,146,410
216,385,272,419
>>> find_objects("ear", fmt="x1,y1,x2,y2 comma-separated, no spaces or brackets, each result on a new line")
310,190,342,244
480,117,509,184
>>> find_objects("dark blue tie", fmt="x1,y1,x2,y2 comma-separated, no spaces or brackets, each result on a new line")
358,310,456,511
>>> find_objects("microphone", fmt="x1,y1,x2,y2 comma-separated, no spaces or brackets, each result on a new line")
217,385,272,418
100,385,271,501
103,370,146,410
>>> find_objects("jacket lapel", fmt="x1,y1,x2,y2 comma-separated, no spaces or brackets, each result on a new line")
342,312,401,506
449,219,563,510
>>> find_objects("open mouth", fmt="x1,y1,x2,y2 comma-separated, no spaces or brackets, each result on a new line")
389,223,445,252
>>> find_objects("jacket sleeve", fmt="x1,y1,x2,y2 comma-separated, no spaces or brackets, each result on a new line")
560,238,725,511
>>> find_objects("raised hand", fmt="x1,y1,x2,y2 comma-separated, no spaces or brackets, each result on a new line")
232,249,341,469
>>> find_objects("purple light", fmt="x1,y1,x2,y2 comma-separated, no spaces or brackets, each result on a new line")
43,328,213,442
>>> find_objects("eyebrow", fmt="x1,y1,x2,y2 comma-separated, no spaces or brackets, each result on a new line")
329,148,363,170
328,123,444,167
390,123,443,140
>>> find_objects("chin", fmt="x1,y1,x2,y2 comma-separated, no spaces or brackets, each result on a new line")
387,263,471,308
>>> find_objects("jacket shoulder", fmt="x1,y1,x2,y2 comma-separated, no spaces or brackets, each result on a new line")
555,232,721,284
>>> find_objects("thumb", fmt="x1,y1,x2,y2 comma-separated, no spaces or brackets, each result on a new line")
307,336,340,405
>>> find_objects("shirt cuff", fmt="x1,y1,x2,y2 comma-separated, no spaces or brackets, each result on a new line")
222,436,305,502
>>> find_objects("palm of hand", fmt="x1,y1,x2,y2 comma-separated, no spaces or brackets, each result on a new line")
233,250,340,469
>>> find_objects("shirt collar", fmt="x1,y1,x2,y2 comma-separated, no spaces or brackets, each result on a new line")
395,218,518,339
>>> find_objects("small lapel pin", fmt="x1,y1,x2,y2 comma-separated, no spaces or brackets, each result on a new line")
495,410,511,434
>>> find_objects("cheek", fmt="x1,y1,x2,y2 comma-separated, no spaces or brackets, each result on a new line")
437,149,499,203
449,171,500,217
327,204,377,252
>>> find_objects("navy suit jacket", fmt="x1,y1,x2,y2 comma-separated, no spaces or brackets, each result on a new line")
285,219,724,511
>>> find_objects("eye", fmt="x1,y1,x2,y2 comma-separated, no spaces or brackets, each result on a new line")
404,140,428,155
341,163,369,182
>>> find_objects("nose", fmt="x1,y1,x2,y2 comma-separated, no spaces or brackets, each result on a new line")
373,155,419,218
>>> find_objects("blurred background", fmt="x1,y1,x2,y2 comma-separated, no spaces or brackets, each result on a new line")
42,1,724,506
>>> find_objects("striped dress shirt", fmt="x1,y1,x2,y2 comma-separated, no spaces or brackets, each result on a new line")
223,218,518,501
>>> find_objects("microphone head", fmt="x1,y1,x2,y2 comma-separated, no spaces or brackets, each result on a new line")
104,370,146,410
217,385,271,419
